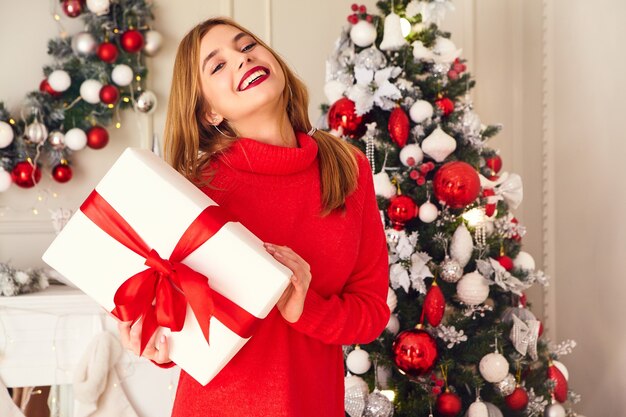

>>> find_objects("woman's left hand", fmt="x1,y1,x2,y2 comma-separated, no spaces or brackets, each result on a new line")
264,243,311,323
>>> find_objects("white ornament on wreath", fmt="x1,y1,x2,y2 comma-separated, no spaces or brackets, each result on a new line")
421,126,457,163
80,79,103,104
399,143,423,167
86,0,110,15
144,30,163,56
346,346,371,375
456,271,490,306
479,351,509,383
71,32,97,56
0,168,11,192
350,20,377,48
47,131,65,150
64,128,88,151
111,64,134,86
24,121,48,144
373,171,397,198
450,223,473,267
418,201,438,223
379,12,408,51
0,121,14,148
513,251,535,271
48,69,71,92
409,99,434,123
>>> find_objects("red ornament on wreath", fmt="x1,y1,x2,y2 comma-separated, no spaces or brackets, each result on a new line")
388,106,409,147
433,161,481,209
11,161,42,188
97,42,119,64
392,325,438,377
436,390,462,417
121,29,145,53
62,0,83,18
435,97,455,116
327,97,364,139
87,126,109,149
423,280,445,327
486,155,503,175
99,85,120,105
52,162,73,183
387,195,418,230
547,362,568,403
39,79,62,98
505,386,529,411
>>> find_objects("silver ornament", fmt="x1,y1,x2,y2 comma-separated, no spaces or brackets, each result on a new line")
25,121,48,144
544,403,566,417
71,31,96,55
144,30,163,56
345,375,368,417
440,256,463,283
134,90,157,114
355,46,387,70
363,390,394,417
494,373,516,396
47,131,66,150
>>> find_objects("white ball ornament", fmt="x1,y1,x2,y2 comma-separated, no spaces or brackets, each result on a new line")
373,171,397,199
553,360,569,381
144,30,163,56
483,403,504,417
86,0,110,15
80,79,103,104
48,70,71,92
0,121,14,148
111,64,134,86
0,168,12,192
399,144,423,167
409,100,434,123
25,122,48,144
387,287,397,312
513,251,535,271
418,201,438,223
457,272,490,306
134,90,158,114
421,126,457,163
544,403,566,417
71,32,96,55
468,399,489,417
64,128,88,151
450,224,473,267
346,347,372,375
385,314,400,335
350,20,377,48
479,352,509,383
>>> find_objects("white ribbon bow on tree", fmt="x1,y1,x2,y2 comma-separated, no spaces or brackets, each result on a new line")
480,172,524,210
510,313,540,360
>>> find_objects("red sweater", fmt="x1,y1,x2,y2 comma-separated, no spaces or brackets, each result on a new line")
171,131,390,417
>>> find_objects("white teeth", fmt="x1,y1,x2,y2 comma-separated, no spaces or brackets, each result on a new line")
240,70,267,90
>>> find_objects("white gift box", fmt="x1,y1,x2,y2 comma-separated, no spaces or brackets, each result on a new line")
42,148,291,386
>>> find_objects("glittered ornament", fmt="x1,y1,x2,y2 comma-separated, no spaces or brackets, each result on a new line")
25,121,48,144
0,168,11,192
363,390,394,417
421,126,457,162
467,399,488,417
80,79,103,104
350,20,377,47
86,125,109,149
495,373,517,396
389,107,410,147
409,100,434,123
121,29,145,53
47,131,66,150
62,0,83,17
64,128,88,151
111,64,134,86
48,70,71,92
39,79,62,97
433,161,481,209
544,402,566,417
71,32,96,55
97,42,119,63
424,281,445,326
0,121,14,148
486,155,503,175
373,171,397,198
440,256,463,283
387,195,418,230
399,143,423,167
86,0,110,15
11,161,42,188
344,375,368,417
134,91,158,113
144,30,163,56
379,12,408,51
435,97,455,116
328,97,364,139
346,346,371,375
547,362,568,403
52,163,73,183
392,327,438,377
450,224,473,267
479,352,509,383
436,390,462,417
99,84,120,104
386,314,400,335
457,272,490,306
505,386,529,411
355,46,387,70
418,201,438,223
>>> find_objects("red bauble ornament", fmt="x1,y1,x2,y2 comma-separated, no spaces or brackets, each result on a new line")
511,217,522,241
328,97,365,139
62,0,83,18
436,391,462,417
486,155,503,175
447,69,459,80
483,188,496,217
39,79,62,97
497,255,514,271
52,163,73,183
547,362,568,403
505,386,529,411
433,161,481,209
99,84,120,104
388,107,409,148
435,97,454,116
121,29,145,53
86,126,109,149
11,161,42,188
97,42,119,63
423,281,445,327
387,195,418,230
392,327,438,377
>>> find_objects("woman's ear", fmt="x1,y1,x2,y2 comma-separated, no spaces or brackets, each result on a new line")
206,112,224,126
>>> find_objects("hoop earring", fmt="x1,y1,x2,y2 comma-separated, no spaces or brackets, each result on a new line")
212,124,236,138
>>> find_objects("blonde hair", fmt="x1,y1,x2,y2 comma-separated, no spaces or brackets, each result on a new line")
164,17,359,215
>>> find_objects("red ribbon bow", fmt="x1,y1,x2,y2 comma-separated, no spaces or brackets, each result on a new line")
81,191,260,355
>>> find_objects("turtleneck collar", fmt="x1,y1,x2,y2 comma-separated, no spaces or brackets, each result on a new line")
217,131,318,175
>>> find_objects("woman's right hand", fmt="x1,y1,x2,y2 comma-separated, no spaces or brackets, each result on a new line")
117,318,172,365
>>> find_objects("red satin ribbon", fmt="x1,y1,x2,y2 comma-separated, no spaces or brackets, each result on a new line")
80,190,261,355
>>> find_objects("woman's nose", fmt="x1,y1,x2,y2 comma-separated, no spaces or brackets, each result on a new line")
238,56,252,70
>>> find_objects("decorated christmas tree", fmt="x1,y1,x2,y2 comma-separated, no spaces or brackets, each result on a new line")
321,2,581,417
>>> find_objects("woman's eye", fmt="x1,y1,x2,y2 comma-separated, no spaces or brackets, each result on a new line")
242,42,257,52
212,63,224,74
